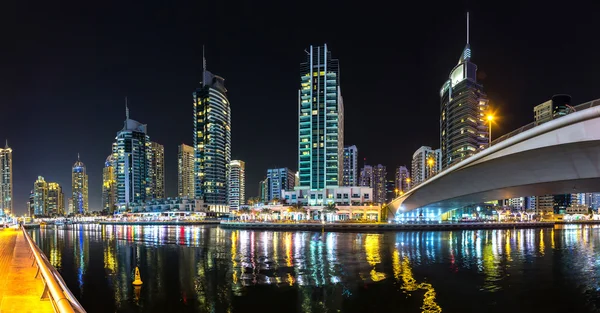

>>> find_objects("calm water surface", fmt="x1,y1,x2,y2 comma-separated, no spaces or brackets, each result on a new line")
30,224,600,313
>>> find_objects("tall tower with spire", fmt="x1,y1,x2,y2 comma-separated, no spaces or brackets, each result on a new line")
439,12,489,169
192,49,231,215
72,154,89,214
0,140,13,216
112,103,151,210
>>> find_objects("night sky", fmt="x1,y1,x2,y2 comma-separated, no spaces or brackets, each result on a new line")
3,1,600,214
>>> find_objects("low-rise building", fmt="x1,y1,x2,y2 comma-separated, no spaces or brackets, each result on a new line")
281,186,373,206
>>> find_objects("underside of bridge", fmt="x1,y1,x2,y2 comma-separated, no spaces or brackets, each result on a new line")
390,140,600,220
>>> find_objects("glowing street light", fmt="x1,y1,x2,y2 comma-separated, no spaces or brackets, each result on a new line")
487,114,494,146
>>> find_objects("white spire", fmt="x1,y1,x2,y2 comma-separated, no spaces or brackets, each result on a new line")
125,96,129,119
467,11,470,44
202,45,206,87
77,153,80,161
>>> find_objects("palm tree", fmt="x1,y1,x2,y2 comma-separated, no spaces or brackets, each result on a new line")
288,203,306,221
260,208,273,221
322,203,339,222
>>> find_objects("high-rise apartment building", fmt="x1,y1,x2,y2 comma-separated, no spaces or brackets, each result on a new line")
67,197,73,215
72,155,89,214
359,165,373,188
102,155,117,213
534,94,572,125
259,178,269,203
113,107,151,209
411,146,441,186
266,168,296,201
178,144,195,199
395,166,411,194
149,141,165,199
372,164,387,205
440,13,489,169
47,182,64,216
33,176,48,216
342,145,358,186
28,190,35,216
229,160,245,210
297,44,344,190
193,56,231,210
0,141,12,216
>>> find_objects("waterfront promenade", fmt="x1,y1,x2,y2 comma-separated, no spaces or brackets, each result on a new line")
0,229,53,313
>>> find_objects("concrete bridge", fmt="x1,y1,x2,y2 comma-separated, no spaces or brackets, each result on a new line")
388,99,600,220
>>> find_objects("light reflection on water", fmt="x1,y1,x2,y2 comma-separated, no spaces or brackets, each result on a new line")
30,224,600,313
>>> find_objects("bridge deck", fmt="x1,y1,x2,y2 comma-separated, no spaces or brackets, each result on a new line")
0,229,53,313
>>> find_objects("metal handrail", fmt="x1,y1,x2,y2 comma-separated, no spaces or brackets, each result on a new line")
22,228,87,313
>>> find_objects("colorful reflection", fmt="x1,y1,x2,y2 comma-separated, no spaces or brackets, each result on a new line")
29,224,600,313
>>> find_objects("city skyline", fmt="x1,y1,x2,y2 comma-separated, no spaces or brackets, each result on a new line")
4,3,600,214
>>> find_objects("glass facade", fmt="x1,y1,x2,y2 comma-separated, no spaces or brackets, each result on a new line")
47,182,64,216
342,145,358,186
0,141,12,216
228,160,245,210
440,42,489,169
113,114,151,210
102,154,117,213
193,70,231,206
72,156,89,214
266,168,296,201
177,144,195,199
298,44,344,190
149,141,165,199
33,176,48,216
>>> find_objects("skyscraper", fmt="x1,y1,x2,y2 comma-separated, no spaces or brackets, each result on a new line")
297,44,344,190
72,154,89,214
149,141,165,199
440,13,489,169
28,190,35,216
193,54,231,210
534,95,572,125
33,176,48,216
0,141,12,216
395,166,411,194
266,168,296,201
228,160,245,210
359,165,373,188
47,182,64,216
342,145,358,186
102,155,117,213
178,144,195,199
372,164,387,205
411,146,441,186
259,178,268,203
113,106,151,209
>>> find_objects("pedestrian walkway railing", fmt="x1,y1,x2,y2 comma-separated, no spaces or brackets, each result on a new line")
22,228,86,313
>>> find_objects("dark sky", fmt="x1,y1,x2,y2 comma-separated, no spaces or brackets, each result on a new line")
3,1,600,214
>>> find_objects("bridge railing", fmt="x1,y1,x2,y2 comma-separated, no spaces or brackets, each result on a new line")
22,228,86,313
491,98,600,146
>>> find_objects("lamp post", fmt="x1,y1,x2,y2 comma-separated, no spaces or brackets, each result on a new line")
487,114,494,147
427,157,435,179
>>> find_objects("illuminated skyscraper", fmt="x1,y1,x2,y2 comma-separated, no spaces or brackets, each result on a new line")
178,144,195,199
440,13,489,169
411,146,441,186
342,145,358,186
113,105,151,209
193,54,231,212
33,176,48,216
228,160,245,210
372,164,387,205
297,44,344,190
149,141,165,199
72,154,89,214
102,154,117,213
47,182,64,216
266,168,296,201
395,166,411,193
0,141,12,216
359,165,373,188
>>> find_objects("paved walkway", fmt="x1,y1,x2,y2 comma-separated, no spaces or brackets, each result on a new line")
0,228,53,313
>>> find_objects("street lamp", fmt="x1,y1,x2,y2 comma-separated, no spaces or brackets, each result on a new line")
394,188,399,197
487,114,494,146
427,157,435,178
